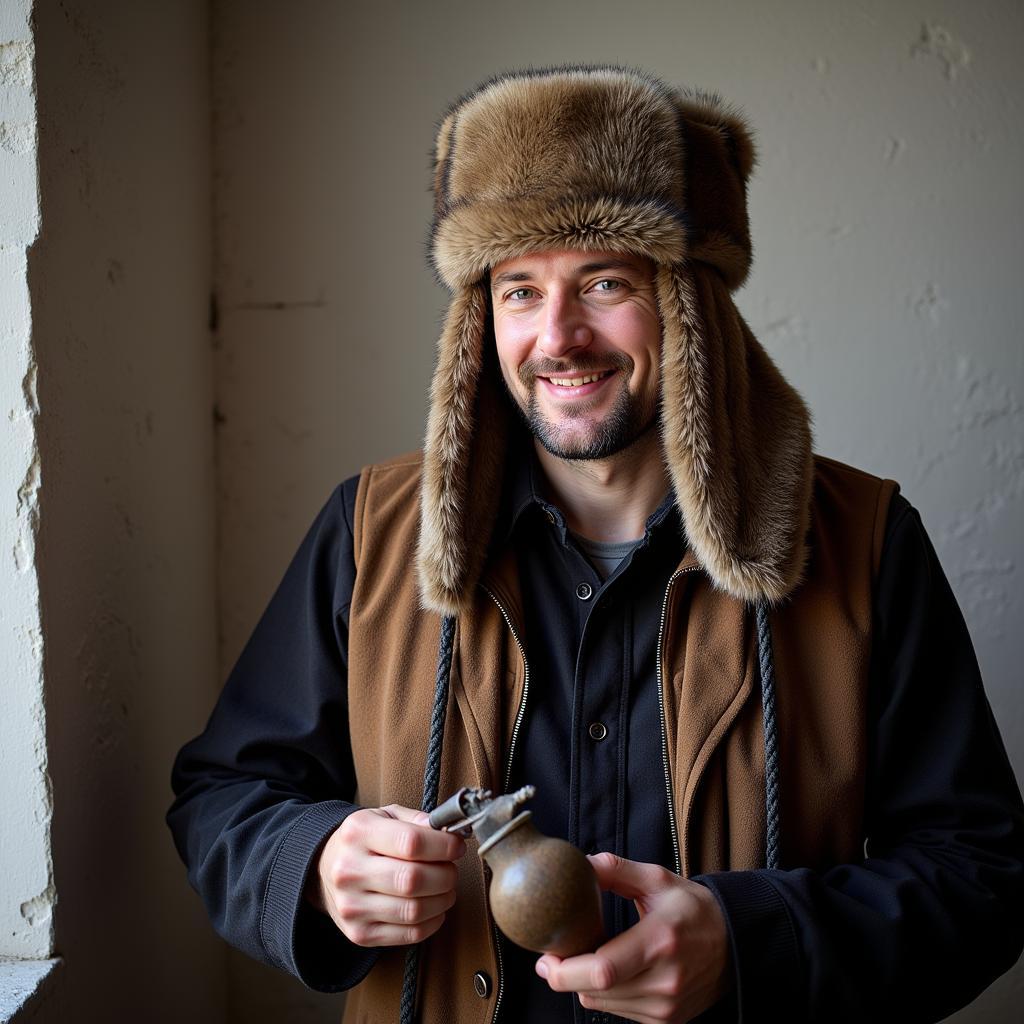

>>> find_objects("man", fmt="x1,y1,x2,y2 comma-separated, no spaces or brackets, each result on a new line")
169,67,1024,1023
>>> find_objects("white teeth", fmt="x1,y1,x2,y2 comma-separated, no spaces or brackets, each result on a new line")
549,372,608,387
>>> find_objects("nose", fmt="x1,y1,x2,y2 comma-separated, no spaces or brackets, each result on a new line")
538,292,593,357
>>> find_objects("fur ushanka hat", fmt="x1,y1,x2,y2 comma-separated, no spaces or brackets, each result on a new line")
402,69,806,1014
418,65,814,614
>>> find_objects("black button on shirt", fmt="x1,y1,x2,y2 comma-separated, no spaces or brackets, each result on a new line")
496,450,685,1023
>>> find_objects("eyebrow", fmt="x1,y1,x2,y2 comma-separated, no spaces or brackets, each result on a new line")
490,259,645,290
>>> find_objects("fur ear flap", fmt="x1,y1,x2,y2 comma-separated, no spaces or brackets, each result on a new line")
418,283,507,614
656,261,813,603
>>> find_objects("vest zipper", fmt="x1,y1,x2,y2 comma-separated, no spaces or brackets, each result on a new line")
482,567,692,1016
480,584,531,1024
657,566,700,876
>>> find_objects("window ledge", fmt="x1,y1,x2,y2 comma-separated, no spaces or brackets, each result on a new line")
0,959,61,1023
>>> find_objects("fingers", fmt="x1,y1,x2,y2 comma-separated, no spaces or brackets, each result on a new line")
360,854,460,899
317,805,467,948
535,869,732,1023
353,807,466,863
536,918,659,992
538,947,683,1024
329,888,457,943
587,852,673,901
337,911,449,949
322,847,458,945
378,804,430,827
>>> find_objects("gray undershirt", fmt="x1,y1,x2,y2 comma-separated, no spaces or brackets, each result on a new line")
570,531,642,581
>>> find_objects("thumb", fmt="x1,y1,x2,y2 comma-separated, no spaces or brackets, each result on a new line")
587,852,674,900
377,804,431,828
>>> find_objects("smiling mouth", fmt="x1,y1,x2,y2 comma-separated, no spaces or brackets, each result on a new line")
540,369,615,388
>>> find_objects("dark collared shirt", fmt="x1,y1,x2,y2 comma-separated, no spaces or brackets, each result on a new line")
497,446,683,1023
168,451,1024,1023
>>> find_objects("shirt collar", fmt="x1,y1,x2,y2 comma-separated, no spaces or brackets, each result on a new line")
496,438,685,550
496,439,566,545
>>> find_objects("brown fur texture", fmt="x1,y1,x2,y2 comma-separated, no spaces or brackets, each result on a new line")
418,66,814,614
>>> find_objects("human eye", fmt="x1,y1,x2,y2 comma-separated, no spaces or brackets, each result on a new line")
506,287,537,302
589,278,624,296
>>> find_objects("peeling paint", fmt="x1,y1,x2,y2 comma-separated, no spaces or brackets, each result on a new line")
953,558,1016,581
761,313,810,357
939,358,1020,440
14,448,40,574
910,23,971,82
764,314,807,338
18,884,55,929
2,1,51,968
16,448,40,513
912,350,1024,599
13,533,31,573
20,624,43,663
915,357,1024,549
0,40,33,89
21,359,38,418
945,514,977,541
912,282,948,325
883,137,905,165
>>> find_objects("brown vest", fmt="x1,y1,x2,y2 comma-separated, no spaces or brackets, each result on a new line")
342,451,897,1024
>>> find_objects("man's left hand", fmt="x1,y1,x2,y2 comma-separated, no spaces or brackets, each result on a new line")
535,852,732,1023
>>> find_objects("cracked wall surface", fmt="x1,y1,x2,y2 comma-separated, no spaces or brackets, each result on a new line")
213,2,1023,1021
17,0,223,1021
0,0,53,964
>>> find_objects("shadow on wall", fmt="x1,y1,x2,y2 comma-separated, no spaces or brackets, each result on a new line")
25,1,223,1021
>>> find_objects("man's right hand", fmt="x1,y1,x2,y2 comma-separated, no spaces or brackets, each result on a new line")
310,804,466,947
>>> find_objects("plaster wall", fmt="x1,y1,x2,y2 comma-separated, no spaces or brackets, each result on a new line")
23,1,223,1020
0,0,51,965
213,1,1024,1021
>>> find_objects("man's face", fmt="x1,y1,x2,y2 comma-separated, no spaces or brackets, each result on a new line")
490,248,662,461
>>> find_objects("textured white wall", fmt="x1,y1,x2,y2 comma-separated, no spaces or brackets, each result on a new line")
0,0,52,964
213,1,1023,1020
24,1,223,1020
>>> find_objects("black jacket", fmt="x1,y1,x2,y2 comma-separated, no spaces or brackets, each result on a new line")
168,474,1024,1022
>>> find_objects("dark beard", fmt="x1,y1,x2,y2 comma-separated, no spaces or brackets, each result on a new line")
508,353,658,460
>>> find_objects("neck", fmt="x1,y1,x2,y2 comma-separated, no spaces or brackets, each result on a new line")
533,430,671,542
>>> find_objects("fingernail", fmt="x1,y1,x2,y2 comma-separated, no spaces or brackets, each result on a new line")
535,960,549,980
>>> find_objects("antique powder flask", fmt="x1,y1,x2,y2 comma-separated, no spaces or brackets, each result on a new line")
430,785,605,956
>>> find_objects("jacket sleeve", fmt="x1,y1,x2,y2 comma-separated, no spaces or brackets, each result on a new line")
696,493,1024,1023
167,475,381,992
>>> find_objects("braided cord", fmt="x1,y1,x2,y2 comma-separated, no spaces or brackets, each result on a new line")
756,601,781,870
399,614,457,1024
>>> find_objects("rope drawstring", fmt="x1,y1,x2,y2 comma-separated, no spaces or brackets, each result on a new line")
756,601,781,870
399,614,457,1024
398,605,779,1020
